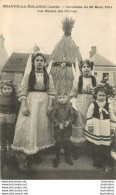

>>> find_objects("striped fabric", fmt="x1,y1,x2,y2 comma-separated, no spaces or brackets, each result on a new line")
85,102,116,146
0,113,16,124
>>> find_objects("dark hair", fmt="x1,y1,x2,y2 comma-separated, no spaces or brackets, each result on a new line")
94,85,106,95
80,59,94,70
78,75,96,93
57,89,68,97
32,53,46,64
28,53,49,91
93,84,107,101
1,81,16,97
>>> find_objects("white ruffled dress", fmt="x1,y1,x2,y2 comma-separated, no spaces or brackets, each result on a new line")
12,73,55,155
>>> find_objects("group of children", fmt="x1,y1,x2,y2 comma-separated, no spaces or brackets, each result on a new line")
0,55,116,171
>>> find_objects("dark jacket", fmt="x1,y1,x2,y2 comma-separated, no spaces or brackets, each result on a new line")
93,101,109,120
0,94,20,116
50,103,77,140
50,103,76,130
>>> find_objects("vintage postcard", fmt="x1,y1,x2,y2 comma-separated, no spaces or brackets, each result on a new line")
0,0,116,186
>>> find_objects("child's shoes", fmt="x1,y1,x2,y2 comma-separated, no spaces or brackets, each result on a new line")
93,160,104,169
111,151,116,160
73,152,80,160
24,156,32,168
33,153,41,164
104,165,112,172
24,160,31,168
53,157,60,168
65,156,73,166
73,146,81,160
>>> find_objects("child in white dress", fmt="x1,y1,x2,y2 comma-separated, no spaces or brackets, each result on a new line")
85,84,116,169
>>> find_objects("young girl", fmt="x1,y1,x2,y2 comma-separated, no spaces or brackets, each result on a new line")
12,53,55,168
0,81,18,163
85,84,116,169
70,59,97,159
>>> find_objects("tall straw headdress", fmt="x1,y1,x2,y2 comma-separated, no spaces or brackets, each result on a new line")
48,17,82,92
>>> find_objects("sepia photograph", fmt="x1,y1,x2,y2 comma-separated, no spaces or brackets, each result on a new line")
0,0,116,180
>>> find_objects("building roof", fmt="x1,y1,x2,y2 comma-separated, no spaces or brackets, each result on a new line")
90,53,116,67
2,52,50,72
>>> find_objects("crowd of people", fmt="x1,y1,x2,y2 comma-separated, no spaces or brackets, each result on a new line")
0,52,116,172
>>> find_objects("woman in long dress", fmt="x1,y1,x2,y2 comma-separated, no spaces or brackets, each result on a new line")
70,60,97,159
12,53,55,167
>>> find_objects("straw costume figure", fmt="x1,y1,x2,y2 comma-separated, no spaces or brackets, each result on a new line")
48,17,82,93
